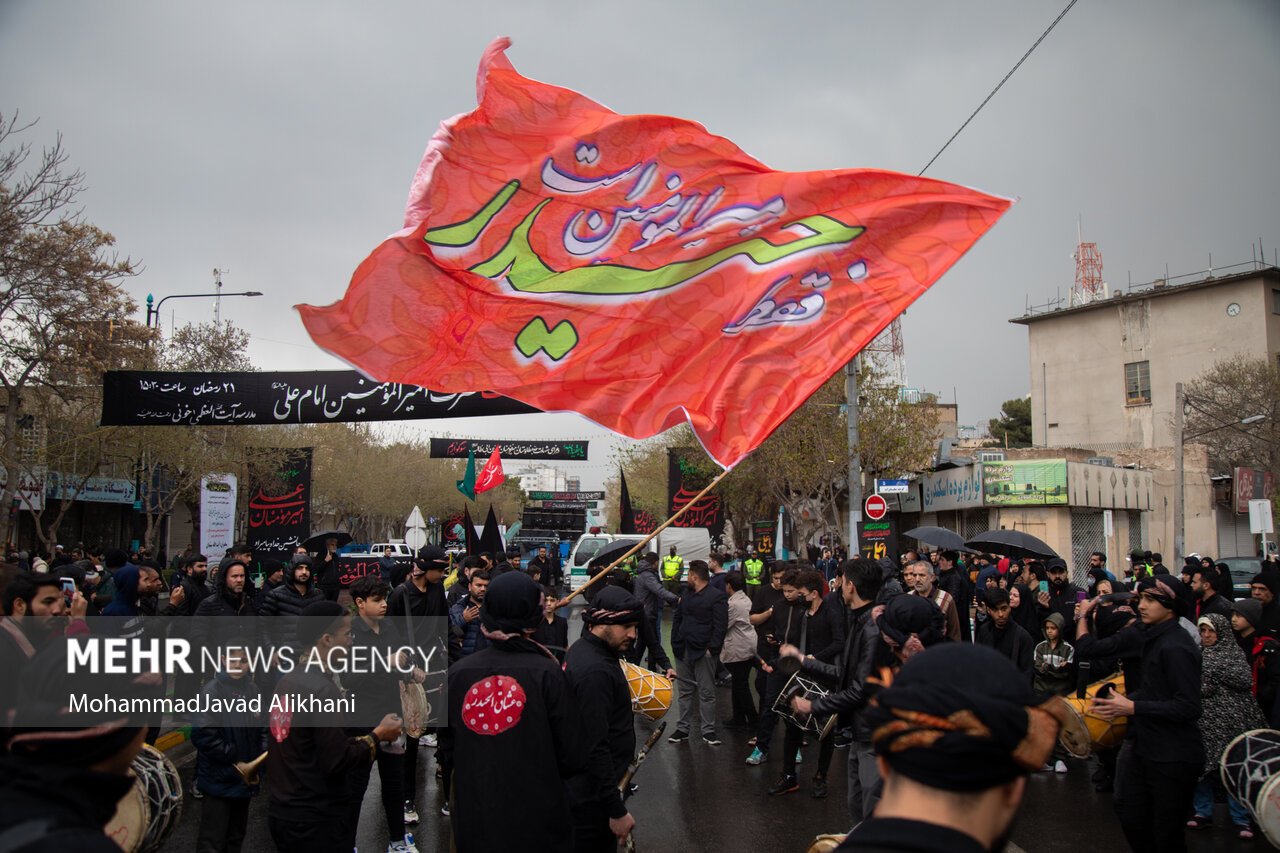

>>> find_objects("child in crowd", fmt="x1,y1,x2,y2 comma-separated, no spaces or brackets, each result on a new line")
1033,612,1075,774
191,646,266,853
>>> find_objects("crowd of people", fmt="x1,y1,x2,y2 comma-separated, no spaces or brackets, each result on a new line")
2,536,1280,852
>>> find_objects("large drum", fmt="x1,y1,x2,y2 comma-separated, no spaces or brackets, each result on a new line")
774,673,838,740
1220,729,1280,846
104,744,183,853
1058,676,1127,759
621,660,673,721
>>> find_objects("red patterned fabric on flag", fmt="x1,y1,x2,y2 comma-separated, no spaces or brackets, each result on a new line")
298,37,1012,468
474,447,505,495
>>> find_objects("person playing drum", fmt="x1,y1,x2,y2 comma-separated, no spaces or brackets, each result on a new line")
565,586,646,852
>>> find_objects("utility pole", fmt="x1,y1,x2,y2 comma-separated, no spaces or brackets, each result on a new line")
846,356,862,555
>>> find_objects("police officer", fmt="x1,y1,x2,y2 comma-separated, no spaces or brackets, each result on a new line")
743,550,765,601
661,546,685,596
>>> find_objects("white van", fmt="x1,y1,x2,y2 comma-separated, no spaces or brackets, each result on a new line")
566,534,644,592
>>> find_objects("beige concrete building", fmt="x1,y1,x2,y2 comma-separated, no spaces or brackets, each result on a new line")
1009,264,1280,559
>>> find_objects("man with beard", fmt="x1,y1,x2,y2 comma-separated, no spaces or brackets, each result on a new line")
191,560,258,652
1035,558,1081,628
903,561,961,642
449,570,491,660
441,572,586,853
258,555,325,651
565,586,644,852
934,550,973,642
785,558,885,821
832,644,1067,853
0,573,88,721
1091,576,1203,853
387,546,450,821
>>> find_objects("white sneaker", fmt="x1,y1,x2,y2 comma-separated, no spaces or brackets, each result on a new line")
403,800,419,824
386,834,416,852
419,733,437,748
1054,760,1068,773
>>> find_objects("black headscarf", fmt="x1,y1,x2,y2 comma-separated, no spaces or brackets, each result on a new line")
866,643,1067,792
480,571,544,634
1009,583,1041,637
878,594,946,649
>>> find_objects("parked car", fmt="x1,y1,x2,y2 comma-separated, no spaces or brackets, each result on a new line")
1222,556,1266,597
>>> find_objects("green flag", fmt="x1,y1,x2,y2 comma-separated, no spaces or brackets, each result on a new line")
456,449,477,500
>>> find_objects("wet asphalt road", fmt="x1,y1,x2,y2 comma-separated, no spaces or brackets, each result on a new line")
154,605,1278,853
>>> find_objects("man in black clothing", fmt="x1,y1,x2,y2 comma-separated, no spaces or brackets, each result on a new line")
833,644,1066,853
769,568,844,796
669,560,729,746
1251,572,1280,637
1091,576,1203,853
441,572,585,853
788,557,884,821
1190,567,1232,621
267,601,401,853
565,586,645,852
316,537,342,602
386,547,449,824
1036,558,1081,628
974,587,1034,681
934,550,972,642
0,641,151,853
747,566,804,765
257,555,325,652
344,576,425,853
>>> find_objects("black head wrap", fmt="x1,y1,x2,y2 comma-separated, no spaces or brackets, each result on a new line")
480,571,543,634
878,594,946,648
581,586,644,626
866,643,1067,791
1138,575,1189,617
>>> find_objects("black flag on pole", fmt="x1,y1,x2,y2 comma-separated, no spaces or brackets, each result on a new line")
619,469,637,535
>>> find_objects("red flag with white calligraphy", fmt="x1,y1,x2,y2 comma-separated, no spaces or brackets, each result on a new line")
474,447,505,495
297,38,1011,468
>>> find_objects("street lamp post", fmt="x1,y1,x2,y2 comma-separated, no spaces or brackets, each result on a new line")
145,290,263,328
1173,380,1267,563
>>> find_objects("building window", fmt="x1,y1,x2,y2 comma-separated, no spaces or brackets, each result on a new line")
1273,289,1280,315
1124,361,1151,405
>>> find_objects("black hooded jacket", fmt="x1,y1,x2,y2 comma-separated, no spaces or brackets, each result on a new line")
191,564,258,651
564,630,633,821
257,559,324,648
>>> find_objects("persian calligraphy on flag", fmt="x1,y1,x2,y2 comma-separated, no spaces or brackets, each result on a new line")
298,37,1012,468
474,447,505,495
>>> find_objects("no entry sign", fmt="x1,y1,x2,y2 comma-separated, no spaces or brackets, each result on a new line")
865,494,888,521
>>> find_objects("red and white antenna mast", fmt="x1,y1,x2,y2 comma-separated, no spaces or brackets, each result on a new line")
1072,218,1105,305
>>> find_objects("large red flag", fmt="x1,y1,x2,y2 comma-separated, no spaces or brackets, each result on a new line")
298,38,1011,468
474,447,505,495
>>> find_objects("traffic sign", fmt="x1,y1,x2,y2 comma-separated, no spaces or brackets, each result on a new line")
404,527,427,550
876,479,909,494
406,505,426,528
865,494,888,521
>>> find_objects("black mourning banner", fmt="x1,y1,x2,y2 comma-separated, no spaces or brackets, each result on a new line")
247,448,312,566
100,370,539,426
666,448,726,546
429,438,588,461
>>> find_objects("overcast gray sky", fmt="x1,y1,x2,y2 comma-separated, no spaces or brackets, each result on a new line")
3,1,1277,489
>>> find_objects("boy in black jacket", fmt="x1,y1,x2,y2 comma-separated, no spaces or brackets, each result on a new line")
192,646,266,853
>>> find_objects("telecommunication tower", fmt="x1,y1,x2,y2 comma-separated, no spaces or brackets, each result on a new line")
1071,220,1105,306
862,316,906,387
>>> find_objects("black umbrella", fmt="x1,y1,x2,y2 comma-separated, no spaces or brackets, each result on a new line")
301,530,352,553
903,526,978,554
965,529,1058,560
587,538,646,569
